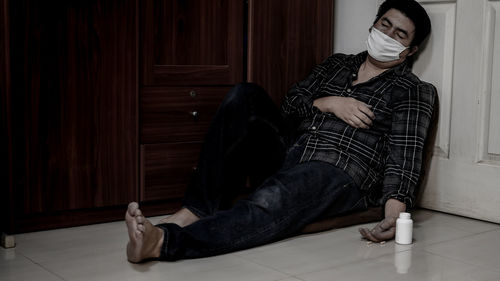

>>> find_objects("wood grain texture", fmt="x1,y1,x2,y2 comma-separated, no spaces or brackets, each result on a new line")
141,142,202,201
247,0,334,105
8,0,138,218
141,0,244,85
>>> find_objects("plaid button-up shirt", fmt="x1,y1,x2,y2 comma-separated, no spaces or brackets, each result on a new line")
281,52,436,208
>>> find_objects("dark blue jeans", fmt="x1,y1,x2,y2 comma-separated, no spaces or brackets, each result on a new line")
155,83,366,261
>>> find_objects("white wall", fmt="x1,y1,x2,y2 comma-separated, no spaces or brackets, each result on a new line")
333,0,380,54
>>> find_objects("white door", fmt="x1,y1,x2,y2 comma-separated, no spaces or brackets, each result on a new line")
413,0,500,223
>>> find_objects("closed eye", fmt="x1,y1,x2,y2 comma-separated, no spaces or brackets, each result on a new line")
396,29,408,39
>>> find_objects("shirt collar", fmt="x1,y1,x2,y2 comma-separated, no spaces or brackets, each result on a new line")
348,51,410,77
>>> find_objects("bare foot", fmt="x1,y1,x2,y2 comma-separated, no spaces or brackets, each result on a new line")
158,207,200,227
125,202,164,263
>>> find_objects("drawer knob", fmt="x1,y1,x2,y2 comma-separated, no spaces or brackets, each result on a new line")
189,90,197,97
190,111,199,118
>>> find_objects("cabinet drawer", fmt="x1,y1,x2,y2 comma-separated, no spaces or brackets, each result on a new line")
140,142,202,202
141,87,229,143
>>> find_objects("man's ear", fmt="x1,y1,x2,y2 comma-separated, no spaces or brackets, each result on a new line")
408,46,419,57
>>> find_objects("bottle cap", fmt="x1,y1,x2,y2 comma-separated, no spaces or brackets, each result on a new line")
399,212,411,219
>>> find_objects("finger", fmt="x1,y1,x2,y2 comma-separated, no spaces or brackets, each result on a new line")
351,115,369,129
358,104,376,120
358,228,371,240
378,218,396,230
345,118,359,128
371,226,396,241
359,227,381,242
354,112,372,127
359,228,382,242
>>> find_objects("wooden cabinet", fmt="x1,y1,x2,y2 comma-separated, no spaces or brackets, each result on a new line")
139,0,334,204
2,0,334,233
139,0,243,204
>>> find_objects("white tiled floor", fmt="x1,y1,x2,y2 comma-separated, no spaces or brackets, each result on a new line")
2,209,500,281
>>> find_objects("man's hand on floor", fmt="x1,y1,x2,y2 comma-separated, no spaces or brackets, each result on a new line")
358,217,397,242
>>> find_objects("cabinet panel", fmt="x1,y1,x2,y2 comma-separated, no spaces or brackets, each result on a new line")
141,87,228,143
8,0,138,215
248,0,334,104
141,142,202,201
141,0,243,85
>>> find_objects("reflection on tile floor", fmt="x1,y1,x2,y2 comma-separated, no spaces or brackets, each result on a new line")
1,209,500,281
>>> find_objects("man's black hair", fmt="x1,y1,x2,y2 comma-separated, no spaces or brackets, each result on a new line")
374,0,432,47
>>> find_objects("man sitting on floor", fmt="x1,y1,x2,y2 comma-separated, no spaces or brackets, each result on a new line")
125,0,436,262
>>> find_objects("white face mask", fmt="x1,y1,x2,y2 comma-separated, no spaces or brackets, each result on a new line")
366,27,409,62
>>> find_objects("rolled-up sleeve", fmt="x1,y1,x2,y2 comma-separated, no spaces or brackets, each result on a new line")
382,82,437,209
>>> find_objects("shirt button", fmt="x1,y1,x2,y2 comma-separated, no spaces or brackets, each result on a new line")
352,73,357,77
311,126,317,130
346,88,352,93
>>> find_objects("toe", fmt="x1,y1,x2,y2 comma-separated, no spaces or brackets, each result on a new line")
136,215,145,224
137,224,145,232
134,208,142,217
128,202,139,215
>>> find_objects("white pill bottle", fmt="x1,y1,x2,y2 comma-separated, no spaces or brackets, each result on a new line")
395,212,413,244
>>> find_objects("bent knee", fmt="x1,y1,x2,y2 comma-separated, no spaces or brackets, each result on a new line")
223,83,268,107
247,180,286,211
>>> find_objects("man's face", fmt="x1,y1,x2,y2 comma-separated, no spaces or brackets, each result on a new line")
374,8,416,47
370,8,418,66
